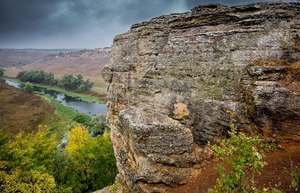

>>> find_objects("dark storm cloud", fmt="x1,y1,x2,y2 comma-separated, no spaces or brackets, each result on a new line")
183,0,274,8
0,0,183,35
0,0,62,33
0,0,293,48
0,0,187,48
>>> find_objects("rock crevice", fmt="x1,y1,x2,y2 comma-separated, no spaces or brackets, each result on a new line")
102,2,300,192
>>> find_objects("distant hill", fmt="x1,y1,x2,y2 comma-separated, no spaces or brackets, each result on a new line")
1,48,110,93
21,48,110,77
0,49,55,67
1,48,110,78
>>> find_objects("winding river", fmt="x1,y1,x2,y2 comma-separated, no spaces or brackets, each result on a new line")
5,80,107,117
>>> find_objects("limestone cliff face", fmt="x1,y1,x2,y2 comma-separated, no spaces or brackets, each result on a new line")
102,2,300,192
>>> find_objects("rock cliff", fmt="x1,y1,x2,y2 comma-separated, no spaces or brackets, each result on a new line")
101,2,300,192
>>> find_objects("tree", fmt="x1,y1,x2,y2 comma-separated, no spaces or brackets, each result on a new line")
59,74,75,89
210,126,268,193
16,71,26,79
0,125,58,193
0,68,5,77
8,125,57,172
65,125,117,192
73,113,87,124
16,70,93,92
89,114,108,136
74,74,83,89
0,124,117,193
79,78,94,91
44,72,57,85
23,81,34,94
66,125,90,153
1,169,56,193
31,70,44,83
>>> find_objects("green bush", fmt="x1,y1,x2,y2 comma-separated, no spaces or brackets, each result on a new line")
290,166,300,192
73,113,86,123
23,81,34,94
209,111,281,193
89,114,109,136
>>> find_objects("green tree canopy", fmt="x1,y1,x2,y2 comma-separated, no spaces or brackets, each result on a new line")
64,125,117,192
17,70,93,91
0,124,116,193
0,126,58,193
23,81,34,94
0,68,5,77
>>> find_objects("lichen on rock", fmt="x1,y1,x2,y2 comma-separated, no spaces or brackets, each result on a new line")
102,2,300,192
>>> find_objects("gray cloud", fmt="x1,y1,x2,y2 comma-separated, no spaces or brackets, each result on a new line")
184,0,275,7
0,0,293,49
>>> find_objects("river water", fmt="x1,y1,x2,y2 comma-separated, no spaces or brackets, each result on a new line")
5,80,107,117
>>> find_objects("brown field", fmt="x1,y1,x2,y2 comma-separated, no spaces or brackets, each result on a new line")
0,83,56,135
0,49,53,67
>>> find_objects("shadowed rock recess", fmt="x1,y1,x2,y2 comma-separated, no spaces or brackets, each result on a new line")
101,2,300,192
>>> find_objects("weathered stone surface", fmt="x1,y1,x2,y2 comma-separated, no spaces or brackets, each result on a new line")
112,107,206,188
102,2,300,192
245,70,300,139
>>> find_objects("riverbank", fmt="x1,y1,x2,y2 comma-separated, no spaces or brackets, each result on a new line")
39,93,91,125
5,79,106,124
6,78,106,103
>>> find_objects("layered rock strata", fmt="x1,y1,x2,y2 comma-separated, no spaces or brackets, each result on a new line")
102,2,300,192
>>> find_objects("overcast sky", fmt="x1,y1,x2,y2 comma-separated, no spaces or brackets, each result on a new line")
0,0,292,49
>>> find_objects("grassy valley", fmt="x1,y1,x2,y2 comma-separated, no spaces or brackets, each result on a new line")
0,48,117,193
0,47,110,135
1,48,110,94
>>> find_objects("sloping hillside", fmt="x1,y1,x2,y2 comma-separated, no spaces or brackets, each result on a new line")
0,49,54,67
0,83,55,135
21,48,109,77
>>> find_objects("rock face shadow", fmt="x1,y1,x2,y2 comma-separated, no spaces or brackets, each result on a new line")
102,2,300,192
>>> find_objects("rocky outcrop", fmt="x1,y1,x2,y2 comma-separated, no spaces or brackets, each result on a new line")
102,2,300,192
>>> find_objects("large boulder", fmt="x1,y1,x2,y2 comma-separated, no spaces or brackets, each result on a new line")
102,2,300,192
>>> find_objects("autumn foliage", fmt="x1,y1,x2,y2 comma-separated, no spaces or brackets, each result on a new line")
0,125,117,193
